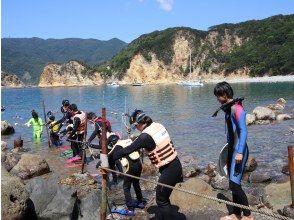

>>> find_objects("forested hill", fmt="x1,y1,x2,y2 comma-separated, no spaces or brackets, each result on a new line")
96,14,293,80
1,37,127,84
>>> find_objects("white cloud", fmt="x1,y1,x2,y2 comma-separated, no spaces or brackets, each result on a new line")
156,0,174,11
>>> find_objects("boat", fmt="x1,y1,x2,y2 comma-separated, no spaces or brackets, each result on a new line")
178,48,204,87
108,82,120,87
178,80,203,86
132,82,143,86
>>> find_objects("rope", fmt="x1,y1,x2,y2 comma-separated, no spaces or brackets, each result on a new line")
100,167,293,220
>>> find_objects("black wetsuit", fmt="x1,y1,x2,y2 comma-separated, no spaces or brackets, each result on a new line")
109,146,143,211
88,122,102,143
56,111,73,130
111,129,183,220
68,114,84,157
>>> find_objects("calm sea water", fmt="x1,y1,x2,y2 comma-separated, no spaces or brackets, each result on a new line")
1,83,294,176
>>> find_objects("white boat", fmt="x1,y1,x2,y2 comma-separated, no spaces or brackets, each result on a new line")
178,80,203,87
108,82,119,87
132,82,143,86
178,48,204,87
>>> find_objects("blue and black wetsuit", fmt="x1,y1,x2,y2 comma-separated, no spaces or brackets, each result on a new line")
224,101,251,217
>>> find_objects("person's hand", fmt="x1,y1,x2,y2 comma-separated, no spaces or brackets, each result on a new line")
235,153,243,164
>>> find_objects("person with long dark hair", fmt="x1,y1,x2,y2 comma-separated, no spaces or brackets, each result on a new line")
213,82,253,220
109,109,183,220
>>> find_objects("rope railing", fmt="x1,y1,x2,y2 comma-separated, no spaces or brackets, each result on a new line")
100,166,293,220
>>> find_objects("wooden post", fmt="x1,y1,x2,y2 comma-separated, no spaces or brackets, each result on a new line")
42,101,51,148
100,107,108,220
288,146,294,208
81,112,88,174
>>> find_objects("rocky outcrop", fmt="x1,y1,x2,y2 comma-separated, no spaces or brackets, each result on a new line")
26,174,100,219
247,98,292,126
170,178,220,212
38,61,103,87
2,152,22,172
276,114,291,121
1,166,29,220
253,106,276,120
10,153,50,179
1,120,15,135
246,113,256,125
1,71,25,87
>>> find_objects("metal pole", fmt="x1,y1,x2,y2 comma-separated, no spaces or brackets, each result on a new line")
81,112,88,174
42,100,51,148
100,107,108,220
288,146,294,208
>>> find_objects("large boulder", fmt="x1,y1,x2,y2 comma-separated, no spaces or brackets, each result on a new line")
246,113,256,125
1,120,15,135
39,185,76,219
3,152,22,171
26,177,101,219
249,171,272,183
1,166,29,220
10,153,50,179
276,114,291,121
265,181,291,212
170,178,220,212
253,107,276,121
1,140,8,151
244,156,258,173
210,174,229,190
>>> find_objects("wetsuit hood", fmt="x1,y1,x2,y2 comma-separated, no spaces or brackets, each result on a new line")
212,97,244,117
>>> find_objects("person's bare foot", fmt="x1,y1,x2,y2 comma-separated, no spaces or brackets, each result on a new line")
220,214,241,220
241,216,254,220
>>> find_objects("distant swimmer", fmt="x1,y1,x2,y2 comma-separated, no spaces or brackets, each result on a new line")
1,106,5,112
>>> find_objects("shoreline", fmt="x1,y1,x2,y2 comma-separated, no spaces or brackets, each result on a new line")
207,75,294,84
1,75,294,89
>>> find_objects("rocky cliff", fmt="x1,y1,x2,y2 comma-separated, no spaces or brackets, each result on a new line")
97,14,293,84
38,61,103,87
1,71,25,87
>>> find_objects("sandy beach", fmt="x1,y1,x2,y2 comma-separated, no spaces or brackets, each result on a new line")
208,75,294,84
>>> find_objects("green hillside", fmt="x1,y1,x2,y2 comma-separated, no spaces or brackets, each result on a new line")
1,37,127,84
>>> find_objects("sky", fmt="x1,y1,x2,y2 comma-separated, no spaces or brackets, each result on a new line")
2,0,294,43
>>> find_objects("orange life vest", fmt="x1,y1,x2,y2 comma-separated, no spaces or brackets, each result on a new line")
142,122,177,168
71,111,86,134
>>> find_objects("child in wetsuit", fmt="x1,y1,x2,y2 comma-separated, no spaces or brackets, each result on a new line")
48,115,61,147
107,134,144,216
25,110,43,143
213,82,253,220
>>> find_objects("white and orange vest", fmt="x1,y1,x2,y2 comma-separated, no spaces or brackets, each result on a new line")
71,111,86,134
142,122,177,168
108,138,140,173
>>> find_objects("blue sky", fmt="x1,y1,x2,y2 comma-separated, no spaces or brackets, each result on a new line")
2,0,294,42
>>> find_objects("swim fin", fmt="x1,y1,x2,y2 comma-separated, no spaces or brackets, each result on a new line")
111,209,135,216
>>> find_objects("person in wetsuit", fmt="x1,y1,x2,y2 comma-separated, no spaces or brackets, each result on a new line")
67,104,86,159
25,110,43,144
50,100,74,130
87,112,112,144
108,134,144,216
87,112,123,183
109,109,183,220
213,82,253,220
